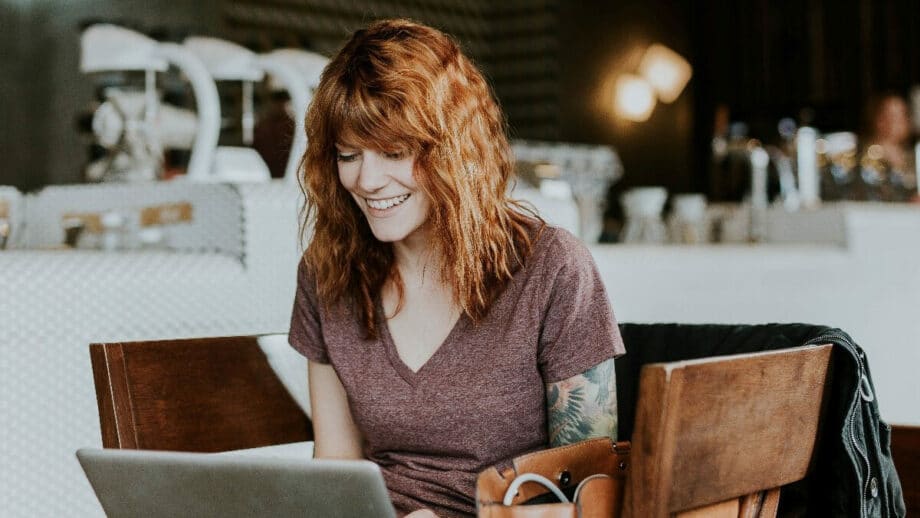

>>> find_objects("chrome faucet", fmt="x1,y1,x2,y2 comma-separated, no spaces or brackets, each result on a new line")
748,144,801,242
765,146,802,211
749,146,770,243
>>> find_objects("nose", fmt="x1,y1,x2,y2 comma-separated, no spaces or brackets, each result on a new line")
356,151,389,193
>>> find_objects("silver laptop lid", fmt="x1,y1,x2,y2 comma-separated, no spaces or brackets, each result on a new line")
76,448,397,518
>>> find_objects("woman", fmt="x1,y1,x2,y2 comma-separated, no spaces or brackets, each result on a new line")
858,92,917,201
863,92,913,172
289,19,625,517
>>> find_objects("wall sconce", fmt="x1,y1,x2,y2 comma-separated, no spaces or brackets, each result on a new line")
638,44,692,103
614,74,656,122
612,43,692,122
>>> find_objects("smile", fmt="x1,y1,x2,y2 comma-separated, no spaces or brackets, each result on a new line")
365,194,411,210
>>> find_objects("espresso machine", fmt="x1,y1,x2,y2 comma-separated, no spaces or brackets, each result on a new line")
80,24,221,182
81,25,329,184
183,37,327,183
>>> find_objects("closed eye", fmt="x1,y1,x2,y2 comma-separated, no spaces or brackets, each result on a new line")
336,152,359,163
383,150,408,160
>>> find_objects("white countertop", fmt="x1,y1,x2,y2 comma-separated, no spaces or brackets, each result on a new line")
589,202,920,426
1,193,918,518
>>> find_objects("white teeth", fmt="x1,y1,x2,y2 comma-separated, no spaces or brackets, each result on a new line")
366,194,410,210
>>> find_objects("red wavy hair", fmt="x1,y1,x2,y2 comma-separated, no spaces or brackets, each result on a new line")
300,19,541,337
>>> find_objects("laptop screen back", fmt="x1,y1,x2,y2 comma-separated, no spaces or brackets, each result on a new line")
76,448,396,518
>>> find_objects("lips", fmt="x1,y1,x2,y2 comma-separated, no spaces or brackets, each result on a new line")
365,194,411,210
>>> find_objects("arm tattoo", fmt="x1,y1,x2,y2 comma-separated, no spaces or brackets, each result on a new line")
546,358,618,446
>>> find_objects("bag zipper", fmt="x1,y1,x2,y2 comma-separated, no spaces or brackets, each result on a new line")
806,331,871,518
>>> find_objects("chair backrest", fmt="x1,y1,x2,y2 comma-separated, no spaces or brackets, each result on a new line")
891,425,920,515
622,344,833,518
90,336,312,452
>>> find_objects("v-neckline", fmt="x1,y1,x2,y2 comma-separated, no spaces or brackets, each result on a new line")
375,297,467,386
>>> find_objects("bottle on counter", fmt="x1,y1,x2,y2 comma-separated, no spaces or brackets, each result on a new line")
100,211,126,251
0,219,9,250
795,127,821,207
818,132,858,201
620,187,668,244
668,193,709,244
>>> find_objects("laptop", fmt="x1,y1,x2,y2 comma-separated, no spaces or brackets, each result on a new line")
76,447,397,518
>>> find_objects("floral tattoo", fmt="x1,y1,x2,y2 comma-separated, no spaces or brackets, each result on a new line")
546,358,618,446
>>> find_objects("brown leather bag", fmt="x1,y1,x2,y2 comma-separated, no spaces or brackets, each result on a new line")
476,438,630,518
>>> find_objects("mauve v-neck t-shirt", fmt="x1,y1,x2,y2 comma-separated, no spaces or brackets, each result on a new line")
288,225,625,517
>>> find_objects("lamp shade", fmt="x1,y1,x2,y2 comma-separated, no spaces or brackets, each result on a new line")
615,74,656,122
638,44,692,103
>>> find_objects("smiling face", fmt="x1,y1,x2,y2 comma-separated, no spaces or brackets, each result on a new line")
335,143,431,245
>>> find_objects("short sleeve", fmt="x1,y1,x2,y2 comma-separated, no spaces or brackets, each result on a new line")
537,229,625,383
288,258,330,364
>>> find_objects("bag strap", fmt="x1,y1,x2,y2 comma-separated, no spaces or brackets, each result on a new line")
477,438,630,506
502,473,570,505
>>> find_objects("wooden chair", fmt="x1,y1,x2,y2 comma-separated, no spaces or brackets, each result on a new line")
622,344,833,518
89,336,312,453
891,425,920,515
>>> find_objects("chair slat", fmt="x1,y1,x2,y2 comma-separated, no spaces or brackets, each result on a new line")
90,336,312,452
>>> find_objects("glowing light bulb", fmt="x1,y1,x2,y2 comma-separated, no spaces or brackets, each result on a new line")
615,74,656,122
638,44,692,103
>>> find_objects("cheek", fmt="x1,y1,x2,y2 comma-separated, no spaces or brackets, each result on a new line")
337,165,357,191
402,160,421,189
413,193,432,223
336,169,365,210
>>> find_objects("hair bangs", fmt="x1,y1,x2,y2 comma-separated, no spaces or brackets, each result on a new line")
328,79,427,154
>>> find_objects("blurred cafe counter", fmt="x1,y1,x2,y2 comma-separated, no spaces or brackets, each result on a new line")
597,201,920,429
0,179,918,517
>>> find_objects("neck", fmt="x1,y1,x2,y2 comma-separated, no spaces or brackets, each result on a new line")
392,226,437,284
386,226,456,314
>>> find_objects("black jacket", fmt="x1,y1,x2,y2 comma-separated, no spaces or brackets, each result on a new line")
616,323,905,518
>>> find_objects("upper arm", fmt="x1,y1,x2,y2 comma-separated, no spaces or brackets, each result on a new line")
289,260,330,362
537,230,624,384
537,230,623,446
545,357,618,447
308,360,364,459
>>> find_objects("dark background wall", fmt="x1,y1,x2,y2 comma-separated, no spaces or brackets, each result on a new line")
2,0,919,199
221,0,560,140
689,0,920,198
558,0,695,198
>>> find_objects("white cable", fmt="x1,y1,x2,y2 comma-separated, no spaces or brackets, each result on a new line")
502,473,569,506
572,474,613,503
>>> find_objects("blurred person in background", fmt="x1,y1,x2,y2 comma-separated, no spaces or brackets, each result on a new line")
253,90,295,179
860,92,917,201
863,92,913,172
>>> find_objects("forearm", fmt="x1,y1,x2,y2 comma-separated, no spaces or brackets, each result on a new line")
308,360,365,459
313,436,364,459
